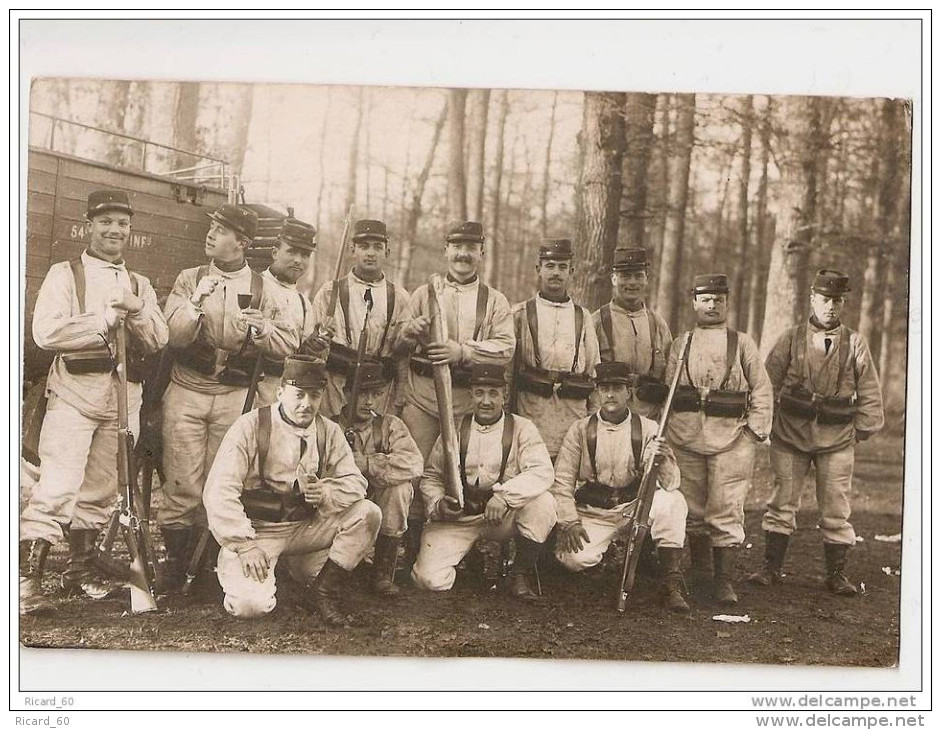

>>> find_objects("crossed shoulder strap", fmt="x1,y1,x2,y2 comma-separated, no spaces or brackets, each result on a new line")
586,412,643,482
599,304,615,362
458,413,515,490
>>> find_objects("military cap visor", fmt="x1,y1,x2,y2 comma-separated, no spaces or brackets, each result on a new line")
352,219,389,243
469,363,506,387
612,247,650,271
207,204,258,241
594,362,632,385
277,218,317,251
811,269,852,295
342,361,390,391
281,355,328,391
539,239,575,260
446,221,486,244
86,190,133,218
691,273,730,295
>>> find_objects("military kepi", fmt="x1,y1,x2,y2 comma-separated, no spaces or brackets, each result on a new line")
352,219,388,243
612,247,649,271
594,361,632,386
539,238,574,260
691,273,730,295
278,217,317,251
446,220,485,245
87,189,133,218
281,355,328,390
208,203,258,241
812,268,852,296
469,363,505,386
346,360,389,391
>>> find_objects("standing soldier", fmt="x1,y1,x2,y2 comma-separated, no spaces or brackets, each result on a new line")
411,364,557,601
508,239,600,460
664,273,773,605
395,221,515,551
338,363,424,595
20,190,168,614
203,355,381,625
158,204,298,593
551,362,690,614
310,219,411,421
749,270,884,596
255,217,318,407
593,248,673,419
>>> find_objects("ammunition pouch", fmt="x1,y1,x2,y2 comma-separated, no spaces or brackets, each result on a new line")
410,357,472,387
635,374,670,405
61,346,113,375
218,351,262,388
575,478,642,510
815,396,856,425
702,389,749,418
518,365,594,400
462,483,494,517
240,483,315,523
671,384,702,413
173,339,218,376
778,388,818,419
327,342,395,381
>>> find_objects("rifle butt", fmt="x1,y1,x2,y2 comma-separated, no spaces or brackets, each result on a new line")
123,524,158,614
616,523,650,613
181,526,211,597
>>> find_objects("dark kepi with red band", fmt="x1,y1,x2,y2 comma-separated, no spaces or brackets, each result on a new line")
352,219,388,243
278,217,317,251
811,268,852,296
469,363,506,387
281,354,328,390
594,361,632,386
208,203,258,241
612,247,650,272
691,273,730,295
539,238,574,260
86,189,133,218
446,220,485,244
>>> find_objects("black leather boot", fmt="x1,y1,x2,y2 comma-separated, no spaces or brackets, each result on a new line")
308,559,351,626
748,531,790,586
402,518,424,574
20,539,54,615
155,527,192,595
372,535,401,596
687,533,713,590
658,547,690,614
61,529,115,599
506,536,542,603
824,543,858,597
712,546,739,606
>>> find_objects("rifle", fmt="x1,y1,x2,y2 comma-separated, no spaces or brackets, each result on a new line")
319,205,354,341
427,274,464,509
114,321,159,614
343,288,375,447
616,330,693,613
241,352,265,414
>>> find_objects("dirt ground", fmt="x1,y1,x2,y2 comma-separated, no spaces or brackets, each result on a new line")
19,432,906,668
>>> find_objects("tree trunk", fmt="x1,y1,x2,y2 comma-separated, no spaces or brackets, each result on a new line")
747,97,773,340
465,89,490,220
173,82,201,171
227,84,254,176
364,89,373,213
485,90,510,285
447,88,469,221
540,91,559,239
344,88,365,216
759,96,834,356
571,92,626,311
728,95,754,330
648,94,672,307
619,93,658,249
655,93,695,331
314,88,333,233
397,102,448,289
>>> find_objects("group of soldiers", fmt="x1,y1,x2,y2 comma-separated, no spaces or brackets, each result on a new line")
19,188,885,627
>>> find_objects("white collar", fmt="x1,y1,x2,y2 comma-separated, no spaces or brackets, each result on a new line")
350,270,386,288
536,293,573,309
473,413,505,434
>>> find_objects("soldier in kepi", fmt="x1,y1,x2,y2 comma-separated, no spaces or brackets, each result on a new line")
412,364,557,601
254,217,318,408
508,238,600,460
310,219,411,421
394,221,515,561
337,362,424,595
551,362,690,614
203,355,380,624
593,247,673,419
749,269,884,596
158,203,298,594
664,273,773,605
20,190,169,614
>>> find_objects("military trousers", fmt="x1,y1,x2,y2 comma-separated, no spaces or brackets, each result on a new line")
554,488,688,571
411,491,557,592
674,432,756,548
159,381,245,529
368,479,413,538
21,393,139,543
216,499,381,618
761,440,856,545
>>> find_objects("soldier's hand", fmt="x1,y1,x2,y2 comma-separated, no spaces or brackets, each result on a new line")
103,304,124,331
238,308,269,334
484,493,509,524
107,286,144,314
191,275,222,304
301,475,325,508
317,322,337,343
239,545,270,583
426,340,463,365
644,436,672,466
403,316,430,340
435,496,464,521
557,521,590,553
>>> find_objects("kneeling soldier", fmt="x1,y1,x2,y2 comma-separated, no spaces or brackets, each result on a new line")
749,269,884,596
338,362,424,595
552,362,690,614
203,355,380,625
411,364,557,601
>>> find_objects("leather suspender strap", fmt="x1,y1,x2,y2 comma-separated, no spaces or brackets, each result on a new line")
630,411,642,474
683,331,695,385
525,298,541,368
315,415,327,479
473,283,489,340
645,308,658,375
498,414,515,483
835,325,850,394
371,415,386,454
587,414,599,480
338,278,351,344
600,304,615,362
377,281,395,353
257,405,272,483
572,305,585,373
195,265,209,287
249,270,263,309
721,329,739,389
458,414,472,490
70,257,139,314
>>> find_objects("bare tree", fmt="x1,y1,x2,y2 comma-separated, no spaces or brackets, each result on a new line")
314,88,333,232
571,91,626,311
486,90,510,285
728,94,754,330
655,93,696,330
345,87,365,215
447,88,469,220
746,97,773,340
465,89,491,221
619,92,658,249
172,82,201,171
540,91,559,238
648,94,672,305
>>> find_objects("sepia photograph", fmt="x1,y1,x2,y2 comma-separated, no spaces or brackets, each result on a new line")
12,14,926,715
